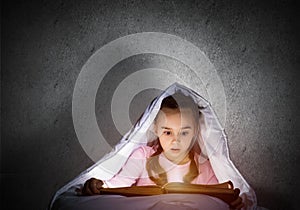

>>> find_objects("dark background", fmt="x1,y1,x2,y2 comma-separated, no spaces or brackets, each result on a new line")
1,0,299,209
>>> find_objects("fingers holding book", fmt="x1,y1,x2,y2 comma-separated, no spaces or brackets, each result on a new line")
229,188,244,210
229,197,244,209
82,178,104,195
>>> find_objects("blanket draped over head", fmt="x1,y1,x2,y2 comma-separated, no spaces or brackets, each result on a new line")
50,83,257,209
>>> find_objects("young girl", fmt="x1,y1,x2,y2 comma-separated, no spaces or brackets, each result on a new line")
81,92,244,209
50,83,257,210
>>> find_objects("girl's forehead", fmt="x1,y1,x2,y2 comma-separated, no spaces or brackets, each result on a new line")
156,108,196,126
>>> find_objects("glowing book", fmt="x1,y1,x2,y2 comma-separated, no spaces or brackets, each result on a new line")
99,181,240,205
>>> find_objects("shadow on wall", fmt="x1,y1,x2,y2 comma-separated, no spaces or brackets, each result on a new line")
257,190,295,210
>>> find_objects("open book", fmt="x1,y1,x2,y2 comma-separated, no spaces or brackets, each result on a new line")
99,181,240,205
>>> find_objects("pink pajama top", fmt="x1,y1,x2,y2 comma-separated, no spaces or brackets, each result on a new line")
103,146,218,188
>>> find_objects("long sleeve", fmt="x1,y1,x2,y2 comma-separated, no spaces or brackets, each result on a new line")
103,146,153,188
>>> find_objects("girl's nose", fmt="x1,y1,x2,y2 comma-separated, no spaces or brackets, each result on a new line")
171,135,180,143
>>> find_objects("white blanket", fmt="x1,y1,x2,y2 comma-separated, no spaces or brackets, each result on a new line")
52,187,229,210
50,83,258,209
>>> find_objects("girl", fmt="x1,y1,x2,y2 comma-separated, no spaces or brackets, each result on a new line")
81,92,244,209
50,83,257,210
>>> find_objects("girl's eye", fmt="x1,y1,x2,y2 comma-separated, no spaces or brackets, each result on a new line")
163,131,172,135
181,131,189,136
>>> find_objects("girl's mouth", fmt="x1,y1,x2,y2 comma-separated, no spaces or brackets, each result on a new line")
170,148,180,153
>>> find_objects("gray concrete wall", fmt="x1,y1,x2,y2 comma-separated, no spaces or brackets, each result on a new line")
1,0,299,209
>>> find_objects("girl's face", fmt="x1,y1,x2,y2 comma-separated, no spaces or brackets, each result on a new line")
155,107,197,164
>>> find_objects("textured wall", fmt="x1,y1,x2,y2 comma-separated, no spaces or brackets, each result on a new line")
1,0,299,209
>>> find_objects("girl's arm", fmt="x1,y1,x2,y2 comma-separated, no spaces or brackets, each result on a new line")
103,147,147,188
82,146,150,195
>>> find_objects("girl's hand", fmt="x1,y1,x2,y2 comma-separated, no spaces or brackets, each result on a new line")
229,196,245,210
82,178,103,195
